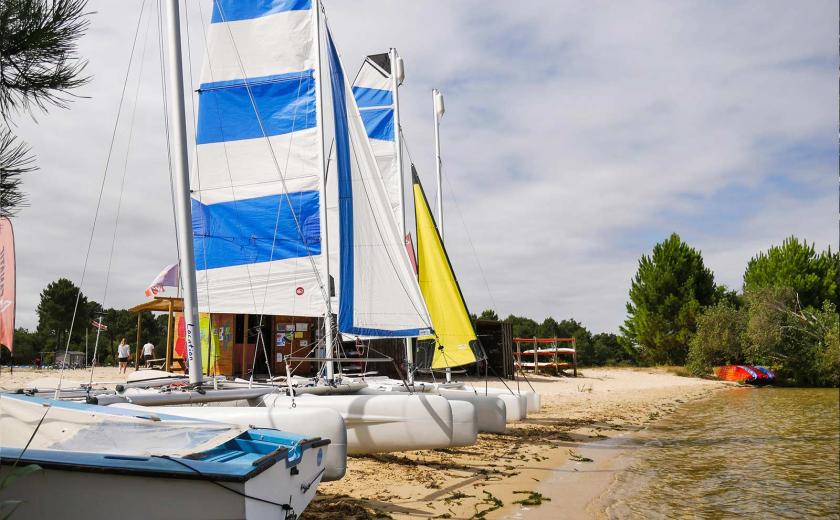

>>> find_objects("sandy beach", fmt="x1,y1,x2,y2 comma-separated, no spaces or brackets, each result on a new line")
304,368,733,520
0,366,733,519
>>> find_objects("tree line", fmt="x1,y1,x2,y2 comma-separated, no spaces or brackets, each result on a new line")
5,278,168,366
621,234,838,387
472,234,838,387
5,235,837,387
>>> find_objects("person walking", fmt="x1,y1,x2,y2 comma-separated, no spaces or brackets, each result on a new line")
142,341,155,367
117,339,130,374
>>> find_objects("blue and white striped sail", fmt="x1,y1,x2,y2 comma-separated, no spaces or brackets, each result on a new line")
352,53,402,226
326,31,432,337
192,0,328,317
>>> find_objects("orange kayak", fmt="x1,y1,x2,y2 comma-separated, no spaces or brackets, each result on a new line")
714,365,775,385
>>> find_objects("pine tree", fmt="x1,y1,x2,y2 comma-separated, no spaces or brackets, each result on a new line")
620,233,716,365
0,0,90,217
743,236,838,309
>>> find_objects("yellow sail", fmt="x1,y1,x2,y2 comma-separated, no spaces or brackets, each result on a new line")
413,169,478,369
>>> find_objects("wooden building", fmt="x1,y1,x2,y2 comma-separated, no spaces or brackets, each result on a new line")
129,297,322,378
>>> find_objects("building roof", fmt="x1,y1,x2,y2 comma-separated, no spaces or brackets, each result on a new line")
128,297,184,314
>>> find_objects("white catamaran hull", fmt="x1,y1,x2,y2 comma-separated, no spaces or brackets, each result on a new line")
359,380,511,432
261,393,455,455
447,399,479,447
0,444,324,520
111,404,348,481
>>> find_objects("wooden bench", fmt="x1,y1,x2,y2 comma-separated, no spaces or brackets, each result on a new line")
144,357,186,373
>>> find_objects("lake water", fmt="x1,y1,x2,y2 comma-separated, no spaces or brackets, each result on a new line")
603,387,840,519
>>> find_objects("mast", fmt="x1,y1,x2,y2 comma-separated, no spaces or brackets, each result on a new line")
432,88,450,382
164,0,202,384
391,48,414,385
433,89,444,235
314,0,335,381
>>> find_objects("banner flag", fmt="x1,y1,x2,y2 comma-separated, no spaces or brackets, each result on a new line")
0,217,15,353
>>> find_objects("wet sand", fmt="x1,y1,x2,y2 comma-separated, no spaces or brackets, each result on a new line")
305,368,733,519
0,366,733,519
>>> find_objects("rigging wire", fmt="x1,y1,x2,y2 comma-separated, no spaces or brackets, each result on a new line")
57,0,149,397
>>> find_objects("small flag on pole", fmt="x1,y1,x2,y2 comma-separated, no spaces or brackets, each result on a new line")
90,320,107,331
145,263,180,297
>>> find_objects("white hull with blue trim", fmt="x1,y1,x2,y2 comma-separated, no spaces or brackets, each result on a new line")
111,403,348,482
0,394,328,519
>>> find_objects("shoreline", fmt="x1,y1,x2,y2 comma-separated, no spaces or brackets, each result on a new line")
0,366,734,519
305,368,734,519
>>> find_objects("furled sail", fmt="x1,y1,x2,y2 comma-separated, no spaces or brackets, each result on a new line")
192,0,328,317
0,217,14,353
352,53,401,225
326,30,432,337
412,167,478,368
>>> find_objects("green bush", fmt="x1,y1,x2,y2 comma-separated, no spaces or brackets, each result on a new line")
686,302,747,377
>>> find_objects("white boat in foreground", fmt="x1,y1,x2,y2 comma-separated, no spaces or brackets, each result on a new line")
0,394,328,519
112,403,348,481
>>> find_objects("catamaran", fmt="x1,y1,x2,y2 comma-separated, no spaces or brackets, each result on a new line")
88,0,468,457
348,52,540,427
0,2,338,516
0,394,328,519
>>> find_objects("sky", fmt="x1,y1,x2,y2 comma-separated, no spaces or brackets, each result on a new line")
8,0,838,334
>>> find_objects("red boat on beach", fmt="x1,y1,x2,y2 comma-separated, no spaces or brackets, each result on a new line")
714,365,775,385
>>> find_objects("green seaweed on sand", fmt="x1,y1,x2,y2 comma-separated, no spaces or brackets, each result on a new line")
472,491,504,519
513,491,551,506
444,491,469,504
568,449,594,462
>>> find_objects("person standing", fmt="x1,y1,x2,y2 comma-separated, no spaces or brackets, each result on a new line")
117,338,130,374
142,341,155,367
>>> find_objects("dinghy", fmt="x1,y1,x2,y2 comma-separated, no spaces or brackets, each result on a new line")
0,394,328,519
112,403,348,481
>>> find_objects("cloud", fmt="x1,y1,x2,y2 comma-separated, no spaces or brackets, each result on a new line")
9,0,837,335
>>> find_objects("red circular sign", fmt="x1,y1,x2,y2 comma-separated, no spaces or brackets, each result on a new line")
295,287,304,296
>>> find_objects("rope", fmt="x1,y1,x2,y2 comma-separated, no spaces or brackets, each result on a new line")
58,0,148,398
154,455,296,516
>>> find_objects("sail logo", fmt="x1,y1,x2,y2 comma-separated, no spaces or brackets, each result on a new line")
295,287,304,296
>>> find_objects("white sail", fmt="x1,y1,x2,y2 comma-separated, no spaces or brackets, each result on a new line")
326,30,432,337
192,0,328,317
352,53,402,226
